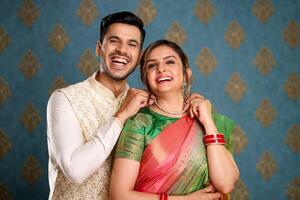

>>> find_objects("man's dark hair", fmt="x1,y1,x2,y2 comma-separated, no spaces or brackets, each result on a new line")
99,11,146,47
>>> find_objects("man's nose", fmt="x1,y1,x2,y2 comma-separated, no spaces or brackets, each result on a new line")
116,43,128,54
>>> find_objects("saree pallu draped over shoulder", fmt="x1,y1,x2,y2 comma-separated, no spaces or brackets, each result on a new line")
134,115,209,194
134,115,229,200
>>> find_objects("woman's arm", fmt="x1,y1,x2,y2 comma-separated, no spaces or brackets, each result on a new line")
190,98,240,194
110,158,157,200
110,158,222,200
204,121,240,194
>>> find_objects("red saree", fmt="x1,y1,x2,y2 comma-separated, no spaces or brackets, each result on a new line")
134,115,229,199
134,115,206,193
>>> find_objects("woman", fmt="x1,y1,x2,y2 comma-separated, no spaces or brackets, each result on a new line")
110,40,239,200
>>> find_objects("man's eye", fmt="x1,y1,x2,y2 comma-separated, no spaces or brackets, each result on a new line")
110,39,117,43
129,43,137,47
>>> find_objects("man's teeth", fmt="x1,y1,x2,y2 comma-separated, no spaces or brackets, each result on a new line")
112,57,128,64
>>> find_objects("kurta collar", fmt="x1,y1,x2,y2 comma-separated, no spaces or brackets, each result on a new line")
88,71,129,100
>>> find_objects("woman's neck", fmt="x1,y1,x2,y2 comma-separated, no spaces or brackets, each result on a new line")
151,93,186,117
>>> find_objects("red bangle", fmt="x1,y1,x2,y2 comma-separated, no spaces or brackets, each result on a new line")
203,133,224,140
205,138,225,143
204,138,226,146
203,133,225,145
159,193,168,200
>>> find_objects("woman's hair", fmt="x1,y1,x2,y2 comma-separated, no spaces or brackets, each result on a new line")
140,39,191,90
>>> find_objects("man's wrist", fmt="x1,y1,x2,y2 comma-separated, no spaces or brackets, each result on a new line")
115,111,126,125
113,117,124,129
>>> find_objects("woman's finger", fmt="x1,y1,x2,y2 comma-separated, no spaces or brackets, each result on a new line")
208,192,222,200
188,93,204,101
192,104,198,117
202,184,214,192
190,107,194,118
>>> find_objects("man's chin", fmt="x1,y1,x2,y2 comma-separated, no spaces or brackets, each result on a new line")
102,62,137,81
105,71,131,81
111,75,128,81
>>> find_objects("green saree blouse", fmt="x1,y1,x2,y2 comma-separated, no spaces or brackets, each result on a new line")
115,107,235,162
115,107,235,195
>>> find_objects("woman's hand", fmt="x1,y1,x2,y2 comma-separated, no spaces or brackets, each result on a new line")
189,98,211,122
188,96,212,122
185,93,204,105
185,93,205,117
186,184,222,200
188,97,218,134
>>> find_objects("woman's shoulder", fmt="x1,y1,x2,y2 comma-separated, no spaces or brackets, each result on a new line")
123,108,155,131
129,107,155,122
212,112,236,135
212,113,237,153
212,112,235,126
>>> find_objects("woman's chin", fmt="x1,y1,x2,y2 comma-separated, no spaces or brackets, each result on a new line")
152,89,180,97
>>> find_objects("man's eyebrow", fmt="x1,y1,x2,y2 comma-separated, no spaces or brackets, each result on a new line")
107,36,119,40
107,36,140,46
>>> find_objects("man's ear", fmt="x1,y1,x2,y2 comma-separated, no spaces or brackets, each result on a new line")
95,40,102,57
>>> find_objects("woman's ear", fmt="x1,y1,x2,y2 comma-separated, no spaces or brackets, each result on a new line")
186,68,192,83
138,49,144,65
95,40,102,57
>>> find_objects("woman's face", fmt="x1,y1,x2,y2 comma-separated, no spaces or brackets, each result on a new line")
144,45,185,96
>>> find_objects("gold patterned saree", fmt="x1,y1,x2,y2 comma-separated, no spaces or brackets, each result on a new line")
115,108,235,197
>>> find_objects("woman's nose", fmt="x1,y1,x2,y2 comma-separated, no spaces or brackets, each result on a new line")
156,63,165,73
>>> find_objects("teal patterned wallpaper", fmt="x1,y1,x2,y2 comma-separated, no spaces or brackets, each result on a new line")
0,0,299,199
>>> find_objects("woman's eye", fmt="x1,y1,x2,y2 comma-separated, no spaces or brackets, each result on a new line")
166,60,175,64
147,64,156,69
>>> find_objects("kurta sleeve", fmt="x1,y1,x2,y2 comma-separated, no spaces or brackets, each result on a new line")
114,113,146,162
213,113,236,153
47,91,123,184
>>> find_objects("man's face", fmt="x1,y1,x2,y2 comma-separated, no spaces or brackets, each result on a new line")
98,23,142,81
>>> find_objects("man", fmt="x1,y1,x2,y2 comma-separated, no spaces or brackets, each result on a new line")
47,11,150,199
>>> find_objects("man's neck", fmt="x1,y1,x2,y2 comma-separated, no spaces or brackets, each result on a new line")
96,71,127,97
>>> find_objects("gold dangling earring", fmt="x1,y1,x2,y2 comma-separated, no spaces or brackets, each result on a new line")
182,81,191,99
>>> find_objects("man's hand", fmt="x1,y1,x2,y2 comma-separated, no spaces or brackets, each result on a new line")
115,89,154,125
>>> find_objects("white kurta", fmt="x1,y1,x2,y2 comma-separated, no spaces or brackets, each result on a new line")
47,72,128,199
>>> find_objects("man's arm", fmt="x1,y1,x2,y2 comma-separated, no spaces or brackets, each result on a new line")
47,91,123,184
114,88,153,124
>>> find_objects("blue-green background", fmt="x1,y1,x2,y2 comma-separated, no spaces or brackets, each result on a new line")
0,0,299,199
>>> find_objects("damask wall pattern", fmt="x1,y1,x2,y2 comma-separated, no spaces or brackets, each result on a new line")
0,0,299,199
